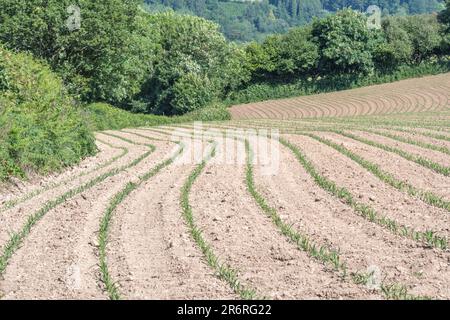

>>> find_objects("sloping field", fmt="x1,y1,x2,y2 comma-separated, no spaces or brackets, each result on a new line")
0,81,449,300
230,73,450,120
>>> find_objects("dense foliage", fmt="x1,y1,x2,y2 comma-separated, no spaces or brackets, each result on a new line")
0,46,96,180
1,2,448,117
144,0,446,42
86,102,231,131
0,0,157,106
136,12,249,115
244,10,448,81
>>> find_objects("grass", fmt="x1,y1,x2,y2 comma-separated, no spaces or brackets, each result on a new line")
85,103,174,131
0,143,156,276
227,122,450,165
99,132,152,147
86,102,231,132
180,142,259,300
0,138,128,213
305,133,450,213
98,141,184,300
411,130,450,142
243,138,429,300
280,137,448,250
120,130,169,142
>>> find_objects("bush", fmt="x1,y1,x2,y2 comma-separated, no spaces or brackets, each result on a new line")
180,103,231,122
0,46,96,181
227,57,450,105
311,9,375,75
245,27,319,80
84,103,173,131
85,102,231,131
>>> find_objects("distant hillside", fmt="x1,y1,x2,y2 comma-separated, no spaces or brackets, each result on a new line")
144,0,446,41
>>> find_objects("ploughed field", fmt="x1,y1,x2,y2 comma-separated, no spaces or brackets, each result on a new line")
230,73,450,120
0,75,449,300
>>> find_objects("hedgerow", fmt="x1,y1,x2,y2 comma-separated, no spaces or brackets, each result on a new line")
85,102,231,132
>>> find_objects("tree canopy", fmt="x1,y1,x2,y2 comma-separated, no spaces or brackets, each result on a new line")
0,0,157,105
144,0,446,41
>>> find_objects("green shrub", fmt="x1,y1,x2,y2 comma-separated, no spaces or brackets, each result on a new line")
140,12,248,116
85,101,231,131
227,57,450,105
0,46,96,181
171,73,217,115
180,103,231,122
311,9,375,75
84,103,173,131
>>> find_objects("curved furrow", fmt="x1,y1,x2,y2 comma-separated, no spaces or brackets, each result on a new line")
290,97,318,118
247,136,449,299
189,136,371,299
284,134,450,246
0,130,177,299
344,96,366,117
0,131,160,295
0,138,127,214
285,98,320,118
0,134,146,253
392,92,413,114
380,128,450,151
309,132,450,211
268,101,294,119
230,74,450,121
308,98,333,118
247,104,266,120
420,88,443,112
338,131,450,177
105,144,240,299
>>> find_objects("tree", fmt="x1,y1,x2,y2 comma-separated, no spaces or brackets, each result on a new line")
372,17,413,70
439,0,450,29
0,0,157,105
275,27,319,75
311,9,375,75
438,0,450,50
140,12,247,115
400,15,443,62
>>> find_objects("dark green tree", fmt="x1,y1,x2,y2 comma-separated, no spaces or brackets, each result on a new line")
0,0,157,105
140,12,248,115
311,9,375,75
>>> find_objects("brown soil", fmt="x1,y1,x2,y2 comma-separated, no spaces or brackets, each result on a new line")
0,134,147,251
376,129,450,151
347,130,450,168
315,132,450,201
0,137,121,205
0,136,173,299
230,74,450,120
251,137,450,298
190,138,375,299
1,75,449,300
284,134,450,239
107,156,235,299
